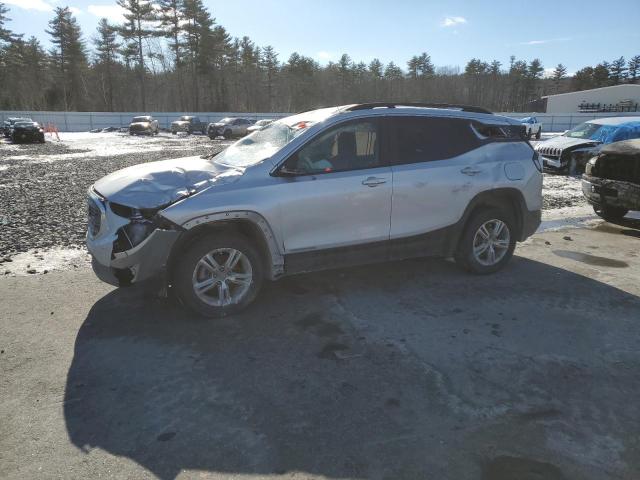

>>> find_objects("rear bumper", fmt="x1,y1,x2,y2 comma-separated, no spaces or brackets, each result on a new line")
582,175,640,211
521,208,541,240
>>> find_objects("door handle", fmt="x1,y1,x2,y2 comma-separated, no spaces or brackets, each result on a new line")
461,166,483,176
362,176,387,187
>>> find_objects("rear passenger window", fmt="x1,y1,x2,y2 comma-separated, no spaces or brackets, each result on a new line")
392,117,480,164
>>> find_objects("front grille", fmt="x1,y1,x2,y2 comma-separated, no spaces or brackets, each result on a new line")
87,197,102,236
537,146,562,160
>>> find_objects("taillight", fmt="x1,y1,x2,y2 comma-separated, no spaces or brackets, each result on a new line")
532,151,542,172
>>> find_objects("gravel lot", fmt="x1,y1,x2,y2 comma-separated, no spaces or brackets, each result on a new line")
0,133,228,262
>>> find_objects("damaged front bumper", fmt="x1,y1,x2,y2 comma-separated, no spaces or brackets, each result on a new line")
582,175,640,211
86,190,180,287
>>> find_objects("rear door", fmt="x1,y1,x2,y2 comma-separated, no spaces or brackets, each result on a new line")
388,116,489,244
274,118,392,253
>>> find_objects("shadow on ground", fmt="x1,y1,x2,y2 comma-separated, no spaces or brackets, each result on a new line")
64,256,640,479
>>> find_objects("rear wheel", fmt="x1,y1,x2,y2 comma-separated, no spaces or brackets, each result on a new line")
173,233,264,317
455,208,516,274
593,205,628,221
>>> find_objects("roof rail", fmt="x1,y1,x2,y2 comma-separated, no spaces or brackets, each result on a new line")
343,102,493,115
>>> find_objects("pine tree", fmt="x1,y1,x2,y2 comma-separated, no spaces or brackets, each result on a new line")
46,7,88,110
629,55,640,84
93,18,120,111
117,0,157,110
552,63,567,92
609,56,627,85
416,52,434,78
593,63,610,87
260,45,278,111
157,0,183,67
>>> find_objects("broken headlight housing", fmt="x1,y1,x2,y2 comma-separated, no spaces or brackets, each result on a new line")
110,203,166,254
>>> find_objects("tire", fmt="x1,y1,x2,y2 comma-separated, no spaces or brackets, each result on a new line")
593,205,628,221
173,233,264,317
455,208,517,274
535,129,541,140
527,130,532,140
223,129,232,139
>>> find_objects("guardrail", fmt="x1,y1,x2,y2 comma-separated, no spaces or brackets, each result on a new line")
1,110,639,133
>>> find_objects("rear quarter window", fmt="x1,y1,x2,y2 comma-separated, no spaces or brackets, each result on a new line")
391,117,482,164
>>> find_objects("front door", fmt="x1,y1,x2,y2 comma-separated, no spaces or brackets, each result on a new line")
275,119,392,253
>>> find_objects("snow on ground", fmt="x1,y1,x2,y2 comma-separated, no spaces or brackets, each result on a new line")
3,131,215,163
3,246,90,276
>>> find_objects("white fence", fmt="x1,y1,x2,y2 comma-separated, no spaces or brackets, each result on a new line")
0,111,289,132
1,110,639,133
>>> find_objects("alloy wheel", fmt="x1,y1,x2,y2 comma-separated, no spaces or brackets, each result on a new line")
472,219,510,266
191,248,253,307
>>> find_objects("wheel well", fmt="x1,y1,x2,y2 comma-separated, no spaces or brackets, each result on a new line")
166,220,274,282
456,189,526,247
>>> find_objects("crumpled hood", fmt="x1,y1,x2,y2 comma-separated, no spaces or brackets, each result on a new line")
93,156,243,209
535,135,600,151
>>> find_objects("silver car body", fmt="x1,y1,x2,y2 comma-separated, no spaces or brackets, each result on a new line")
208,117,254,138
87,105,542,287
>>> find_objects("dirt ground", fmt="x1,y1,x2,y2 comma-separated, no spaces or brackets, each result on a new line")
1,132,640,479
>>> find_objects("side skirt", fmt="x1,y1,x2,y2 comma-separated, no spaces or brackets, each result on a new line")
283,224,458,276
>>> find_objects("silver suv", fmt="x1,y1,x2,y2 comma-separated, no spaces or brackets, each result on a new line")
87,103,543,316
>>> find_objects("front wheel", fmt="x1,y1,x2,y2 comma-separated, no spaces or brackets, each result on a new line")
455,208,516,274
173,233,264,317
593,205,628,221
535,129,542,140
223,129,232,139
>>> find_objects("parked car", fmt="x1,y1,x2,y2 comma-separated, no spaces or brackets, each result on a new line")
11,121,45,144
3,117,33,137
519,116,542,139
534,117,640,173
87,102,542,317
207,117,254,139
171,116,207,135
129,116,159,135
246,119,274,134
582,139,640,221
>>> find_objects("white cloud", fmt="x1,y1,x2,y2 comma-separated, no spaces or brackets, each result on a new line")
4,0,53,12
520,37,571,46
87,4,127,22
69,6,82,16
441,16,467,27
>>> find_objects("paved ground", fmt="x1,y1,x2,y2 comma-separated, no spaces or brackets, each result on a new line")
2,219,640,480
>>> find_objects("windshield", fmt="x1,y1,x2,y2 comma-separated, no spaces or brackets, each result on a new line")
132,116,150,123
212,107,340,167
213,122,306,168
218,117,233,124
179,116,191,121
564,122,622,143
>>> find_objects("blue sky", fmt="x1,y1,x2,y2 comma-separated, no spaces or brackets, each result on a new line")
3,0,640,74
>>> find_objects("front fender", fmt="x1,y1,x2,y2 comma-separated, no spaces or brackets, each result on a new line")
169,210,284,279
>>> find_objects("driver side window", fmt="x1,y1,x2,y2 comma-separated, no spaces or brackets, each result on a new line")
285,121,379,175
